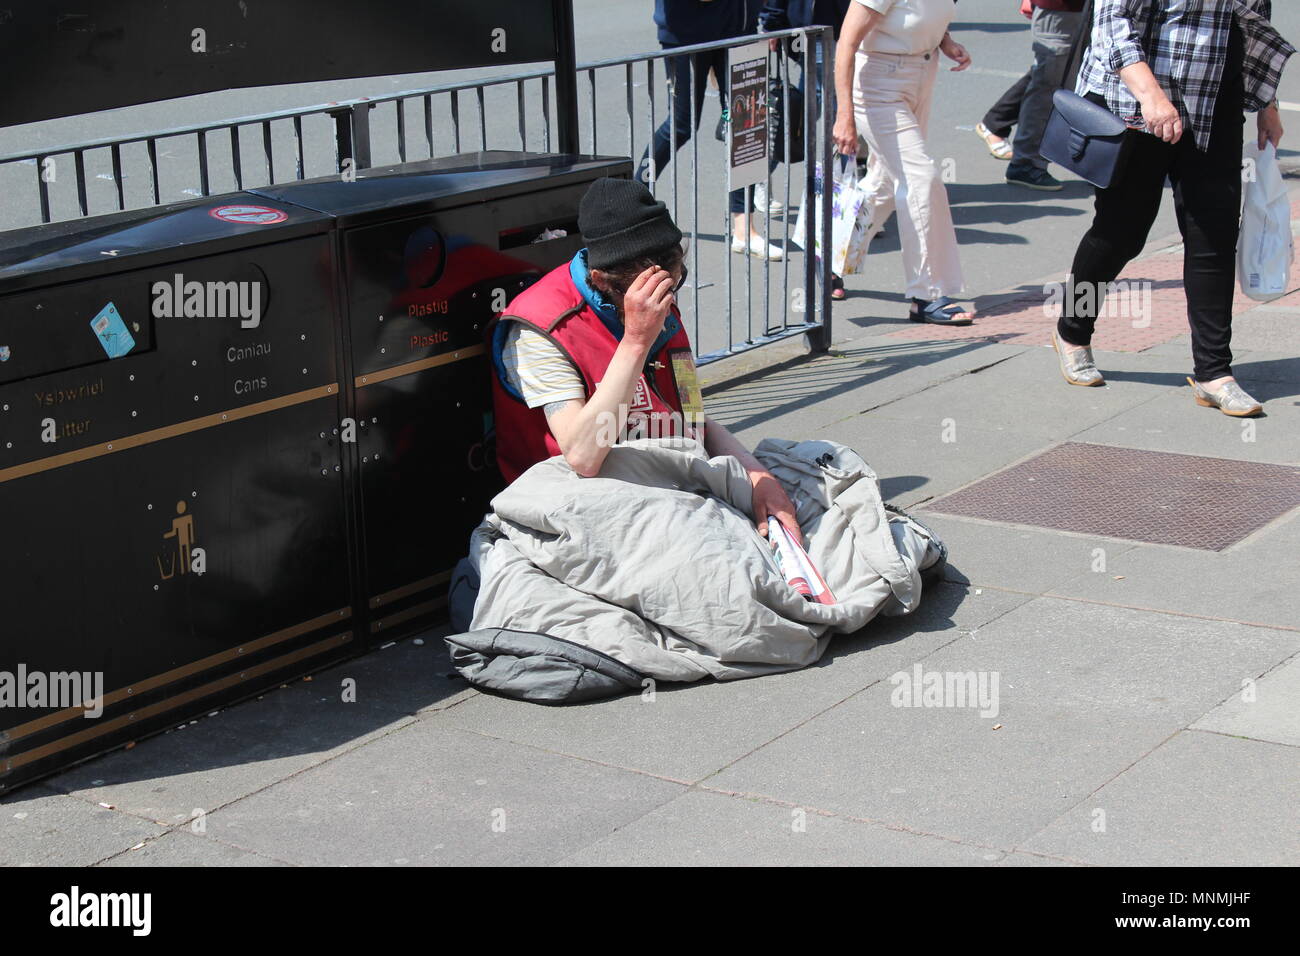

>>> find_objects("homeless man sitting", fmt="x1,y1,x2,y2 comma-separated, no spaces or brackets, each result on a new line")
446,176,947,704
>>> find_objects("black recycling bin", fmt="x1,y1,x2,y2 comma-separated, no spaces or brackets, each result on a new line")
251,150,630,645
0,193,355,790
0,150,629,791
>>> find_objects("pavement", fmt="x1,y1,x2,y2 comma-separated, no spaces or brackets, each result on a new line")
4,165,1298,866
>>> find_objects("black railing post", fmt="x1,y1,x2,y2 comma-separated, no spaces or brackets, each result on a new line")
552,0,581,155
802,29,822,352
816,27,835,350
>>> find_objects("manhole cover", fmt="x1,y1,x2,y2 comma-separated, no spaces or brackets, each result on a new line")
925,442,1300,551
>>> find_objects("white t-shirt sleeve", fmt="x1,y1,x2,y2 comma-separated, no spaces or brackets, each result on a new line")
855,0,895,13
500,323,586,409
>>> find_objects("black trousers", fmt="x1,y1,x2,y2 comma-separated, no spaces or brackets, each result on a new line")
639,46,747,214
984,72,1031,138
1059,90,1245,381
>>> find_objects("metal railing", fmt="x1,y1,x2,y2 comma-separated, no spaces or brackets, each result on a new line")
0,26,835,364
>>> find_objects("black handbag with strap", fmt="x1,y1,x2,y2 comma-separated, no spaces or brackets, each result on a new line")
1041,0,1158,189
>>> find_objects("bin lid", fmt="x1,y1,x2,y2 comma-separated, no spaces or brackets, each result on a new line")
250,151,631,227
0,193,332,294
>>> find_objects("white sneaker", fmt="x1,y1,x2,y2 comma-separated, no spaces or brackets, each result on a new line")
753,182,784,215
731,234,783,260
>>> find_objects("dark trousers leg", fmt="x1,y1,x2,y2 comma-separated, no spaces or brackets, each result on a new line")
710,47,747,215
983,71,1031,138
1169,103,1245,380
639,47,746,214
640,50,706,179
1059,131,1169,346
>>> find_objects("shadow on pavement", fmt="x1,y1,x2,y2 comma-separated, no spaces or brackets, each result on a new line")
1101,356,1300,401
705,337,1010,433
5,636,467,802
951,21,1031,34
821,579,977,665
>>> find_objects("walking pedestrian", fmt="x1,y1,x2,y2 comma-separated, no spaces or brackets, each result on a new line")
1005,0,1087,191
834,0,977,325
759,0,855,296
976,70,1029,160
640,0,784,261
1053,0,1293,418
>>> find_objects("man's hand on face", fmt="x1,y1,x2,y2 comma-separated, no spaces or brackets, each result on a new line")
750,468,803,547
622,266,675,347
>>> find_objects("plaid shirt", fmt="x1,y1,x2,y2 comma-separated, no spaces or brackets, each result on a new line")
1078,0,1295,150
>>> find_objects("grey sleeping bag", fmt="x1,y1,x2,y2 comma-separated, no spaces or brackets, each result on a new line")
446,437,944,702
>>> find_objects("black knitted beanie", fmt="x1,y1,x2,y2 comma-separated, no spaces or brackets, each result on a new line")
578,177,683,269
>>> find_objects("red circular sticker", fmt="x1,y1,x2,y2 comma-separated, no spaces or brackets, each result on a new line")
208,204,288,225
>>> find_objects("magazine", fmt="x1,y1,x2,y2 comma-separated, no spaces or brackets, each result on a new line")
766,516,835,605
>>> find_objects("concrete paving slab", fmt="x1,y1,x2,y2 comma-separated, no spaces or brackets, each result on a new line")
1047,509,1300,631
1069,388,1300,465
433,583,1030,783
43,682,418,827
97,830,288,867
706,596,1300,848
1232,350,1300,390
921,512,1142,595
1133,336,1195,360
559,788,1012,866
1022,730,1300,866
1229,306,1300,355
806,413,1052,509
1191,653,1300,747
309,632,479,715
1095,344,1300,404
203,725,685,866
0,786,166,866
854,348,1166,442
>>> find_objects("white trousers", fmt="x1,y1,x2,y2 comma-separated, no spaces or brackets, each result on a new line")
853,48,965,301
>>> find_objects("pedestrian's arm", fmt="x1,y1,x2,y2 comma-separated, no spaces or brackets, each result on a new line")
832,2,883,155
1094,0,1150,74
939,31,971,71
1115,60,1182,143
1096,0,1183,143
1242,0,1285,148
1258,101,1285,149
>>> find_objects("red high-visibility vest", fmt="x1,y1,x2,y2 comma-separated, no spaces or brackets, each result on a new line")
490,263,697,483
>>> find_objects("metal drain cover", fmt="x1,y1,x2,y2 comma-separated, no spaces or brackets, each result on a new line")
925,442,1300,551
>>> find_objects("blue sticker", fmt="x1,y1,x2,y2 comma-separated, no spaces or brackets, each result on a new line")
0,345,9,362
90,302,135,359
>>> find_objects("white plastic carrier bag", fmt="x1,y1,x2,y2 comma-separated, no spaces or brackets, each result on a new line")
1238,143,1294,302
